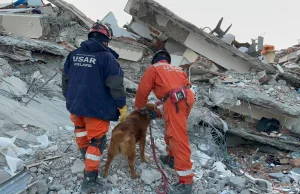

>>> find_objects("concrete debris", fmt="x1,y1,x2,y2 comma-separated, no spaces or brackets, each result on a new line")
290,168,300,185
0,13,44,39
141,169,162,184
71,159,84,174
229,176,247,192
240,190,251,194
47,0,94,29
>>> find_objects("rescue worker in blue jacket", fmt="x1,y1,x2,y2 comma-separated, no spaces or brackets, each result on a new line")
62,21,127,193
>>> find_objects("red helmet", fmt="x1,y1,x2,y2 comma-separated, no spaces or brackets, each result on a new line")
88,21,112,40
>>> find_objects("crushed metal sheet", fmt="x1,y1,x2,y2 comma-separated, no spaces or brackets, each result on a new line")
0,169,32,194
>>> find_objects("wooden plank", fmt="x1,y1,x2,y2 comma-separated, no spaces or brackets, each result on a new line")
25,155,62,169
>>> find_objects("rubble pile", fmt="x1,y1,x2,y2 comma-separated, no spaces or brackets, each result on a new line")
0,0,300,194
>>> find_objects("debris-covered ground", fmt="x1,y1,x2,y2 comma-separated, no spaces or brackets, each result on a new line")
1,0,300,194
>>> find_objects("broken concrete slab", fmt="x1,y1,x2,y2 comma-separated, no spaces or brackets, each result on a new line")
124,0,276,74
170,54,189,67
5,130,38,143
210,83,300,135
0,34,69,57
0,14,43,39
0,76,28,96
109,40,144,62
141,169,162,184
71,159,84,174
0,93,72,132
228,126,300,152
0,58,12,75
0,47,32,61
212,84,300,117
127,18,153,40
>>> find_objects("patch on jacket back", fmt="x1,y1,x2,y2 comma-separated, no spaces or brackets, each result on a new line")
73,54,96,68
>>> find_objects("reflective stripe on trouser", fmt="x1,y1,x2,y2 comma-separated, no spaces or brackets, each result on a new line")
163,89,195,184
84,117,109,172
85,146,101,172
70,114,89,149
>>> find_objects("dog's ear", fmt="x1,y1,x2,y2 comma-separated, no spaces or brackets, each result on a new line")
140,109,148,115
145,103,157,111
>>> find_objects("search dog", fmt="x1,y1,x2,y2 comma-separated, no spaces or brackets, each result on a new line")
103,103,160,179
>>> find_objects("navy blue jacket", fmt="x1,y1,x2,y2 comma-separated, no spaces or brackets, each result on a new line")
62,38,126,121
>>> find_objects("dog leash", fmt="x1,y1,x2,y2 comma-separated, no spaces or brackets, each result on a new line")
149,123,169,194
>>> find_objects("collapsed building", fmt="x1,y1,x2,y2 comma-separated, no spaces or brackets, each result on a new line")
0,0,300,193
123,0,300,151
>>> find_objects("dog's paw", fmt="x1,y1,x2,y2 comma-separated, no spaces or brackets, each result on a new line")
103,171,108,178
141,156,149,163
131,173,140,179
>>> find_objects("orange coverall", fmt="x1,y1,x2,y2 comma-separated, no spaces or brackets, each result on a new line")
135,60,195,184
70,115,109,172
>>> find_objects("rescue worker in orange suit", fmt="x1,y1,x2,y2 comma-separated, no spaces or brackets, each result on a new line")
135,50,195,194
62,21,127,193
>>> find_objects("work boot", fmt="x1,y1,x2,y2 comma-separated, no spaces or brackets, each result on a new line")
80,148,87,161
79,171,106,193
169,182,193,194
159,155,174,169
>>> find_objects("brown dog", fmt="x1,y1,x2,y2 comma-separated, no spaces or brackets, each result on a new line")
103,104,159,179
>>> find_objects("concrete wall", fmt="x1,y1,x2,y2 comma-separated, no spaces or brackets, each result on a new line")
165,39,187,55
129,19,152,40
183,48,198,63
109,41,143,62
170,54,188,67
0,14,43,38
279,50,300,63
184,32,251,72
